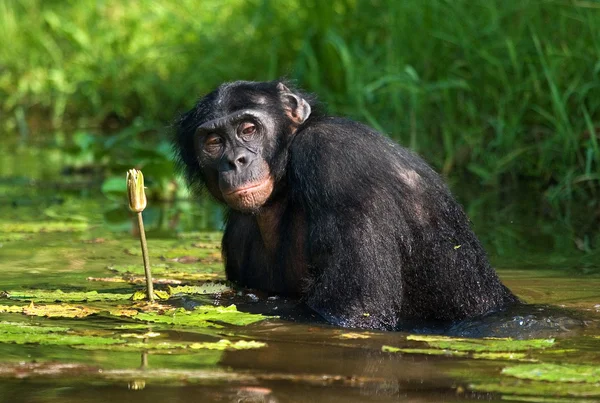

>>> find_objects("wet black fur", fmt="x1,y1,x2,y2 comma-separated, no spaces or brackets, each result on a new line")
174,80,519,330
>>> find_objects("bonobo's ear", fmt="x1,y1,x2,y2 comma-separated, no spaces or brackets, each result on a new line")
277,82,311,125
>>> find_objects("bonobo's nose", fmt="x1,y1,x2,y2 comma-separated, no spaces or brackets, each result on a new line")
219,149,251,172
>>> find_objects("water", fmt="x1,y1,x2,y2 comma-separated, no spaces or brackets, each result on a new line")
0,143,599,402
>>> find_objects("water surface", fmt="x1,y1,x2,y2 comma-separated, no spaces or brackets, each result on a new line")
0,143,599,402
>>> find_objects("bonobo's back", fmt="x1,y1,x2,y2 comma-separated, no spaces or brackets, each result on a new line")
288,117,519,325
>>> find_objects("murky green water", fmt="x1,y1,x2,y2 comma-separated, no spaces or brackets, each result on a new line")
1,143,599,402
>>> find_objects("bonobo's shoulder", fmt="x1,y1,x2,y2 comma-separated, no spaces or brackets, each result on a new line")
298,116,374,135
289,116,439,184
291,116,388,152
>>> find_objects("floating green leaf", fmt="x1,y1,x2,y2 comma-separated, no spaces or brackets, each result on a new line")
168,283,232,295
135,305,270,328
406,335,554,352
120,332,161,339
0,305,22,314
0,321,69,334
131,290,170,301
472,352,529,361
109,264,224,282
470,381,600,398
3,289,132,302
0,322,123,346
0,303,98,318
502,363,600,384
383,335,553,361
75,338,266,352
382,346,468,357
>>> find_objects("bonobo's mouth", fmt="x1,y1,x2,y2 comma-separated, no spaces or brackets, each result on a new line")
223,180,270,196
221,178,274,212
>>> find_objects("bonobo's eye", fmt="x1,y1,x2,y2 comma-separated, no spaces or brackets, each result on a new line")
238,122,256,140
204,134,223,153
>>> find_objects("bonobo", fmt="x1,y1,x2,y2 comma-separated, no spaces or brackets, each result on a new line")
174,80,519,330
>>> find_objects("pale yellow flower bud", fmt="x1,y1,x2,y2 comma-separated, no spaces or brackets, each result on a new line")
126,169,147,213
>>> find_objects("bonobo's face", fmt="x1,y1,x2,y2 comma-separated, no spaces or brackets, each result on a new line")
189,81,312,213
195,109,277,212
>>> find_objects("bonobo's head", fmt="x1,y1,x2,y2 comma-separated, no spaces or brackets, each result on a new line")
174,80,314,213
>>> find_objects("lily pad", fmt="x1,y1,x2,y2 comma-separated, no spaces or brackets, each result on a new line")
470,381,600,398
134,305,270,328
0,321,69,334
382,346,468,357
168,283,232,295
0,303,99,318
406,335,555,352
75,338,266,352
502,363,600,384
383,335,553,361
3,289,133,302
109,264,224,282
0,322,123,346
472,352,530,361
131,290,170,301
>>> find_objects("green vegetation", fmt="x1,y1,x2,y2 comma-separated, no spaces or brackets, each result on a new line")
470,363,600,398
382,335,555,361
0,212,599,401
0,322,123,346
503,363,600,384
2,289,133,302
1,0,599,215
405,334,555,352
134,305,271,328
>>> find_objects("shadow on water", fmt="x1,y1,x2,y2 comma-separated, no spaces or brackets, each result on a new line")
1,141,600,402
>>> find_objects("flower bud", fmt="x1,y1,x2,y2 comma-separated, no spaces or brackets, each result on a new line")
126,169,147,213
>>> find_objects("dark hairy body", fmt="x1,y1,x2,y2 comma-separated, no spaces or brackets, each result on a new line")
174,80,519,330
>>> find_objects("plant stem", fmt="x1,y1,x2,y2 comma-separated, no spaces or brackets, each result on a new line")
137,212,154,302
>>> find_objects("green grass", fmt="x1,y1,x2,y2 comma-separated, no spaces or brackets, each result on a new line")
1,0,599,211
